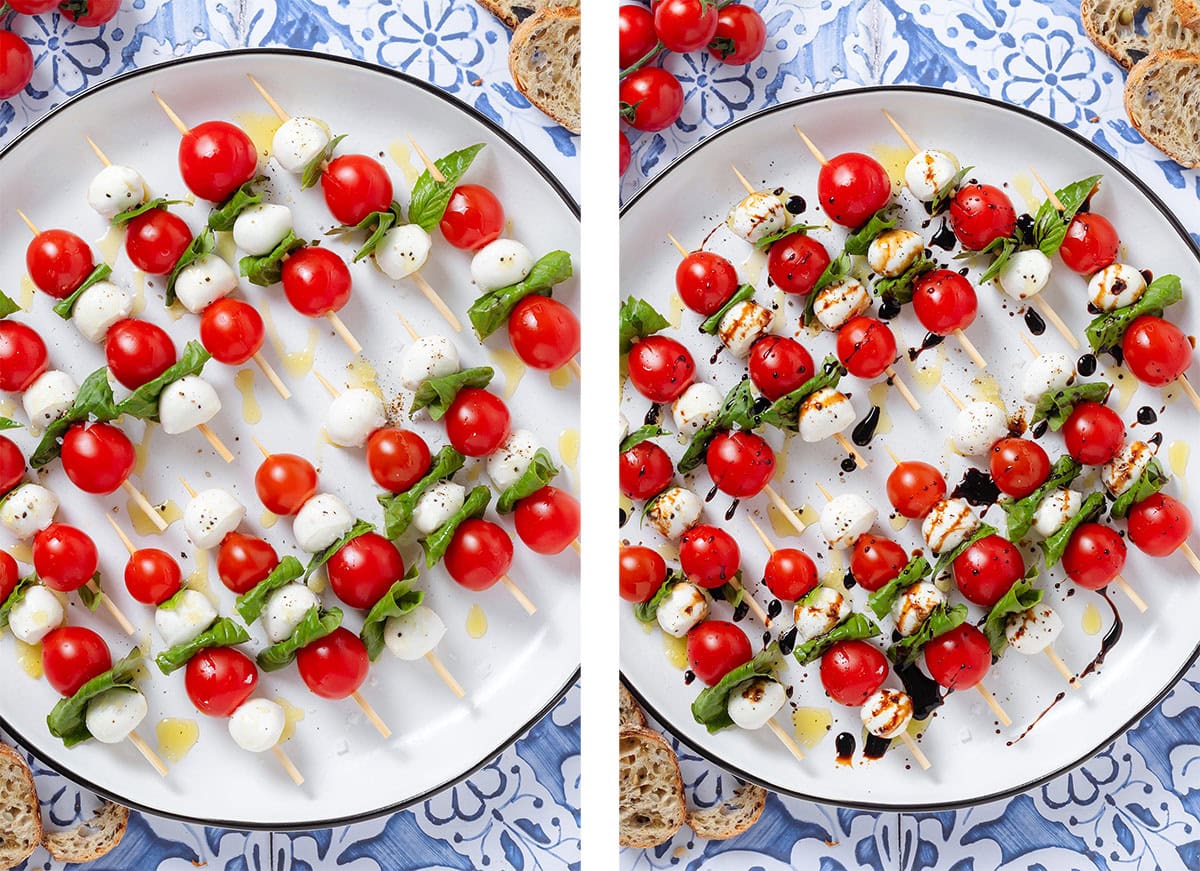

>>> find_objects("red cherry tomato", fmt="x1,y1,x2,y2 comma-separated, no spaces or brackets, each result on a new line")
61,0,120,25
627,335,696,403
949,183,1016,251
0,32,33,101
706,430,774,498
254,453,318,516
849,534,909,592
1122,315,1193,387
817,152,891,228
444,519,514,591
762,548,818,601
679,524,740,589
33,524,99,593
819,639,888,706
321,154,393,225
618,439,674,500
281,246,352,317
654,0,718,52
124,548,183,605
445,388,511,457
216,532,279,594
923,623,992,691
675,250,739,315
41,627,111,697
6,0,59,14
60,422,135,495
1128,493,1193,557
0,320,48,392
619,132,632,176
327,532,405,609
619,545,667,603
185,647,259,717
199,298,265,365
709,4,767,64
1059,212,1119,275
1062,401,1124,466
366,428,431,494
886,461,946,519
178,121,258,203
836,316,897,379
748,336,815,401
124,208,194,275
767,233,831,296
951,534,1024,608
514,485,580,555
0,435,24,495
912,270,978,335
989,437,1051,499
105,318,176,390
1062,522,1126,589
619,68,684,133
686,620,752,686
439,184,505,251
26,230,94,299
508,296,580,371
296,627,369,700
0,551,18,604
619,4,658,68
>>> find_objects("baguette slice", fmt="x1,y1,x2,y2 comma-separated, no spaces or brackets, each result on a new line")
0,743,42,869
43,801,129,863
477,0,577,30
687,782,767,840
1081,0,1200,68
1176,0,1200,28
509,5,581,134
619,727,685,848
1125,49,1200,166
619,682,646,728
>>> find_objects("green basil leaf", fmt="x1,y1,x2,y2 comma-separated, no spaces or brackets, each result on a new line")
844,209,897,256
0,575,37,630
112,197,183,228
407,144,486,232
874,253,935,306
46,649,142,747
804,254,852,326
410,367,494,421
77,572,102,611
888,603,967,665
1085,274,1183,353
360,564,423,661
1032,175,1102,257
301,133,346,190
468,251,574,340
932,523,998,579
155,617,249,675
1001,455,1083,541
240,231,306,287
632,572,683,623
760,355,844,432
677,379,758,474
377,446,466,540
983,570,1044,655
1031,381,1111,431
52,263,112,320
619,424,667,453
754,223,826,251
422,485,490,567
207,177,266,232
235,555,305,624
496,448,559,514
929,165,973,216
257,606,343,672
691,643,781,733
1110,457,1168,520
164,229,217,306
0,288,20,319
0,418,18,431
305,519,373,579
116,341,211,423
717,576,744,608
792,612,879,666
328,202,404,262
30,367,118,469
618,296,671,354
698,284,756,336
866,555,930,619
1040,491,1106,566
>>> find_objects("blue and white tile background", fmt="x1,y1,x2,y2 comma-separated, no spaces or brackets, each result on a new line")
621,1,1200,869
0,1,580,869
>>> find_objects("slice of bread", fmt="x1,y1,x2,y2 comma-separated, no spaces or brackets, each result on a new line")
477,0,577,31
618,727,685,848
1081,0,1200,68
1175,0,1200,28
1125,49,1200,166
686,782,767,840
509,5,581,134
0,743,42,869
619,682,646,728
43,801,129,863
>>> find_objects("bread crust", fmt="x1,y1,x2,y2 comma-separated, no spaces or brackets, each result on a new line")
619,682,647,728
0,743,42,870
1176,0,1200,28
619,726,685,848
1125,49,1200,167
508,5,582,134
686,782,768,840
43,801,129,863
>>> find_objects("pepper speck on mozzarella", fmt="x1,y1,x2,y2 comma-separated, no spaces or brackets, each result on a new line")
726,677,787,730
159,376,222,435
272,116,330,174
412,480,466,536
891,581,946,637
814,278,871,332
383,604,446,660
819,494,877,549
183,488,245,550
951,401,1008,456
400,335,460,391
646,487,703,540
717,300,773,358
1004,604,1063,655
1033,488,1082,538
487,429,541,492
84,688,148,744
471,239,534,292
262,582,321,643
672,382,723,438
0,484,59,540
23,370,78,429
87,164,146,220
72,281,133,344
799,387,856,443
8,585,64,644
174,255,239,314
656,582,709,637
867,229,924,278
376,224,433,280
997,249,1052,300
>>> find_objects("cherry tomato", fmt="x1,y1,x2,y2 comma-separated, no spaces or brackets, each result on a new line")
0,320,48,392
748,336,815,401
514,485,580,555
105,319,176,390
1062,522,1126,589
6,0,60,13
124,548,183,605
0,32,33,101
366,428,431,494
989,437,1050,499
1062,401,1124,466
42,627,111,697
679,524,739,589
199,298,265,365
708,4,767,64
439,184,505,251
321,154,393,225
33,524,99,593
706,430,774,498
281,246,352,317
444,518,513,591
619,4,658,68
327,532,405,609
817,152,891,228
216,532,279,594
445,388,511,457
951,533,1024,608
627,335,696,403
0,435,24,495
618,439,674,500
508,296,581,371
675,250,738,315
686,620,752,686
60,422,135,495
124,208,193,275
178,121,257,203
619,545,667,603
185,647,258,717
1122,315,1193,387
254,453,318,516
836,316,897,379
819,639,888,706
619,132,632,176
923,623,992,691
296,628,369,700
886,460,946,519
1059,212,1119,275
61,0,120,25
767,233,831,296
619,68,684,133
26,229,94,299
949,183,1016,251
762,548,818,601
849,534,909,592
654,0,718,52
1128,493,1193,557
912,270,978,335
0,551,18,605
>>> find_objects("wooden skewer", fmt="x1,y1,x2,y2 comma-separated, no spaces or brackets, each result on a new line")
15,209,38,236
940,383,966,411
197,423,235,463
252,437,272,460
106,514,137,557
833,433,869,469
766,719,805,762
885,365,921,412
1177,376,1200,415
1113,574,1148,613
567,358,582,380
881,110,920,154
1180,542,1200,577
1020,331,1041,358
396,312,421,342
120,480,169,532
725,574,771,626
1045,646,1079,689
1031,298,1079,351
409,272,462,333
762,484,807,535
814,481,833,503
792,126,828,166
898,731,931,771
325,311,363,355
251,352,292,400
86,136,111,167
152,91,190,136
746,515,776,554
247,74,290,122
127,730,169,776
666,233,689,258
351,690,391,738
884,445,902,466
570,539,582,554
974,682,1012,727
407,134,447,183
179,476,197,498
731,164,756,194
88,580,136,635
313,370,341,399
953,329,987,369
500,574,537,615
272,744,304,785
425,650,466,699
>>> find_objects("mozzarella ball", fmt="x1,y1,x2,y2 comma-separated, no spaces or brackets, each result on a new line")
487,429,541,492
228,698,286,752
717,300,774,358
921,498,980,555
619,413,630,443
376,225,433,280
726,677,787,730
952,401,1008,456
8,585,65,644
1005,604,1064,655
820,494,877,549
1088,263,1146,312
726,191,787,244
184,488,245,550
646,487,703,541
159,375,222,435
1033,488,1082,538
861,688,914,739
814,278,871,332
799,388,856,443
383,604,446,660
672,383,723,438
891,581,946,637
326,388,386,448
904,149,960,202
400,335,460,391
656,582,709,637
84,688,148,744
412,481,465,536
174,255,239,314
23,370,78,429
1102,440,1155,497
998,249,1052,300
794,586,850,642
471,239,534,292
155,589,218,647
87,164,146,220
293,493,354,552
272,116,330,174
0,483,59,540
1022,353,1074,403
262,582,321,643
72,280,133,344
867,229,924,278
233,203,294,256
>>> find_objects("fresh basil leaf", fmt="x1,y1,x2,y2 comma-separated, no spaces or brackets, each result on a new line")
1001,455,1082,541
328,202,404,262
496,448,559,513
698,284,756,336
30,367,118,469
1110,457,1168,520
112,197,183,227
755,223,826,251
257,606,343,672
235,555,305,624
469,251,574,340
691,643,781,733
717,576,744,608
155,617,249,675
888,603,967,665
677,380,759,474
929,165,972,216
422,486,490,567
760,355,843,432
207,177,266,232
360,564,423,660
409,367,494,421
1031,381,1111,431
77,572,102,611
619,424,667,452
52,263,112,320
0,575,36,630
1085,274,1183,353
1040,491,1106,566
962,234,1019,284
983,570,1044,655
804,253,852,326
931,523,998,579
46,649,142,747
378,446,466,540
792,612,879,666
618,296,671,354
240,231,305,287
867,555,930,619
0,289,19,319
1032,175,1102,257
305,519,373,579
164,229,217,306
301,133,346,190
0,418,18,431
844,209,897,256
116,341,211,422
407,144,485,232
632,571,683,623
874,254,935,306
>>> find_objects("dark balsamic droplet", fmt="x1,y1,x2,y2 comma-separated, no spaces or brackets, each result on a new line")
852,406,882,447
725,500,739,521
731,600,750,622
1015,213,1035,237
1141,268,1154,284
683,670,696,685
835,732,856,763
786,195,806,215
710,346,723,365
841,456,858,473
908,332,945,361
895,660,945,720
644,404,662,426
1032,420,1049,439
842,570,857,590
1149,432,1164,449
751,395,772,417
879,298,902,321
1024,307,1046,336
1137,405,1158,425
952,467,1001,507
767,599,783,620
1074,592,1124,684
863,733,891,760
619,508,629,528
778,626,799,656
1077,353,1098,377
762,631,772,646
930,219,957,251
706,483,719,503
